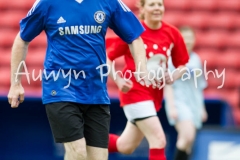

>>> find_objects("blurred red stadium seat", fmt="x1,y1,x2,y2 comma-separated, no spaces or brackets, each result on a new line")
217,51,240,69
221,89,240,108
204,88,222,99
29,32,47,49
0,49,11,67
0,29,18,48
226,31,240,48
122,0,138,11
0,31,46,50
114,56,125,71
206,71,226,89
180,12,208,29
21,66,43,88
222,69,239,89
164,0,189,10
0,10,26,29
107,87,119,98
234,14,240,29
3,0,35,10
107,78,117,90
107,69,119,98
164,0,217,11
0,0,8,9
164,11,240,30
208,12,239,29
24,86,42,97
197,49,220,69
0,67,10,88
187,0,217,11
25,49,45,67
216,0,240,11
232,108,240,125
205,88,239,109
195,30,228,49
162,12,181,27
20,65,43,98
206,77,220,89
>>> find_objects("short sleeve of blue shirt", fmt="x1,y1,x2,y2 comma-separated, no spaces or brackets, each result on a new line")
20,0,47,42
109,0,145,44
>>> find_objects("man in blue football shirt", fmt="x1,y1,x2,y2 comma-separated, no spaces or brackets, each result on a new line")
7,0,158,159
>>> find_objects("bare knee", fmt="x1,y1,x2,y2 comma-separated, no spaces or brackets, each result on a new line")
148,131,166,148
177,131,195,150
65,147,87,160
185,132,195,145
176,121,196,150
86,146,108,160
74,148,87,159
117,138,137,154
157,132,167,147
64,140,87,160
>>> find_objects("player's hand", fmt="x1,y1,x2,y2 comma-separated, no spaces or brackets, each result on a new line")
169,107,178,120
201,108,208,122
116,77,133,93
8,84,25,108
135,71,159,89
164,71,174,85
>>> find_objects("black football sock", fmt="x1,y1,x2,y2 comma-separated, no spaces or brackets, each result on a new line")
174,148,189,160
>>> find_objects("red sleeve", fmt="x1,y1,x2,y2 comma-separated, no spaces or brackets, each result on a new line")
171,29,189,68
106,36,129,61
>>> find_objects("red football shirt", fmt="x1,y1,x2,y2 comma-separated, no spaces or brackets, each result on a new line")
107,21,189,111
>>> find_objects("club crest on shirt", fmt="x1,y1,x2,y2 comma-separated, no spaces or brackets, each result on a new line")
94,11,106,24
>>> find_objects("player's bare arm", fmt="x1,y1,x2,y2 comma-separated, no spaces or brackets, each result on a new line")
128,37,157,88
165,65,186,84
107,58,133,93
8,32,29,108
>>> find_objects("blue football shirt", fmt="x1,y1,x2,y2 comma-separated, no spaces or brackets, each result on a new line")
20,0,144,104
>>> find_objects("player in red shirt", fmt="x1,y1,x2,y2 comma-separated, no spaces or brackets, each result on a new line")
107,0,189,160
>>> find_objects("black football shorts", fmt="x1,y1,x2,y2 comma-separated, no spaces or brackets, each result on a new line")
45,102,110,148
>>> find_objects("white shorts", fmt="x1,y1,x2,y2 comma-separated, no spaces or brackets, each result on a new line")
123,100,157,123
